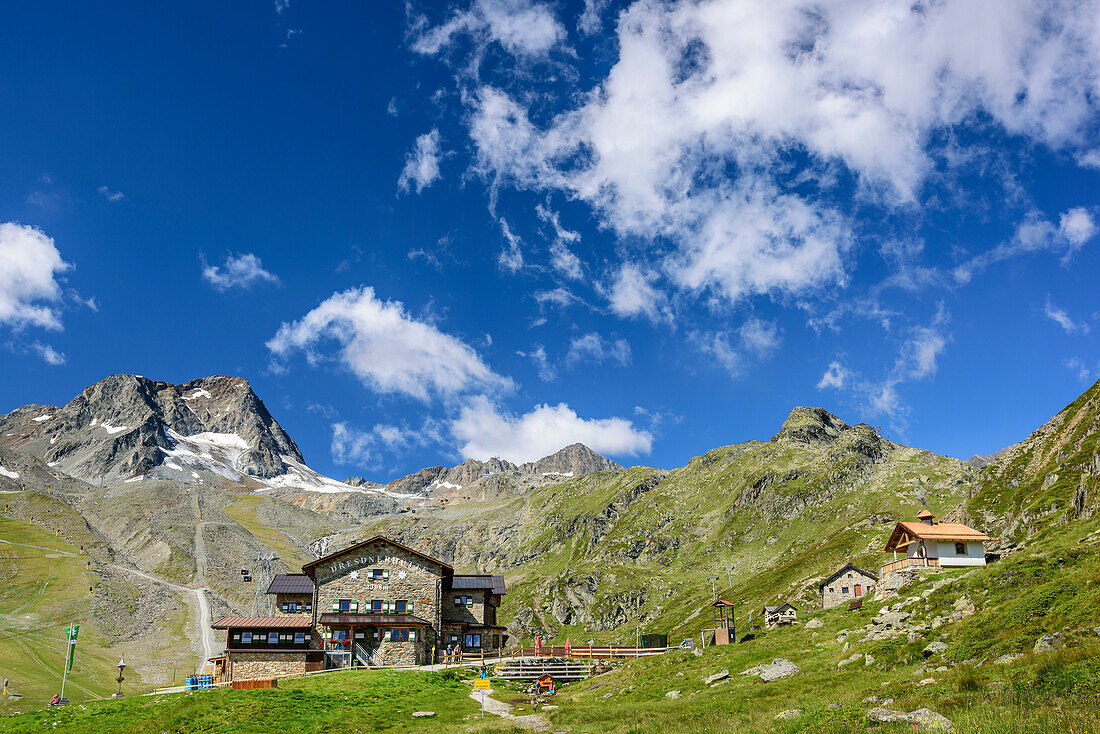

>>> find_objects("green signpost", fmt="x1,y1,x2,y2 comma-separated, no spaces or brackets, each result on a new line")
58,623,79,703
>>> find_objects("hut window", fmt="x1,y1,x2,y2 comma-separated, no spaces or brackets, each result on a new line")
841,587,849,594
465,634,481,648
371,600,383,613
268,632,279,644
338,599,353,612
371,568,388,581
294,632,305,645
241,632,252,644
395,600,407,613
454,595,473,607
955,542,966,555
390,628,410,642
828,587,833,593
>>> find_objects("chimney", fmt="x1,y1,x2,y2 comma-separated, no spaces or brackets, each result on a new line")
917,509,934,525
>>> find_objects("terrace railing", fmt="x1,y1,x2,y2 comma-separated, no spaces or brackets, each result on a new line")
880,556,940,575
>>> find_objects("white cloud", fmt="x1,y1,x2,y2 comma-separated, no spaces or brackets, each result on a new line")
577,0,609,35
738,318,781,358
816,361,849,390
691,317,781,378
97,186,124,202
604,264,669,323
565,332,631,367
331,421,434,466
1044,297,1089,335
536,204,584,279
452,395,652,463
398,129,443,194
412,0,566,58
1064,357,1098,383
955,207,1098,282
0,222,72,331
518,343,556,381
460,0,1100,311
274,0,289,14
30,341,66,366
819,307,951,427
202,252,280,292
1059,207,1097,248
267,286,513,402
497,218,525,272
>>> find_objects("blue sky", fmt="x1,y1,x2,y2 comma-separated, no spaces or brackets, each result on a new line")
2,0,1099,481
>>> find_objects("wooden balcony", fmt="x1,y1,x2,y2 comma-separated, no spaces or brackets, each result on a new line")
880,557,939,575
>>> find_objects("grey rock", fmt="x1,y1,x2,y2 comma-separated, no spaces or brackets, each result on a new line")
868,707,953,731
692,648,703,657
704,669,729,685
665,690,681,699
806,618,824,629
774,709,803,721
864,653,875,666
741,658,800,682
994,653,1023,665
923,641,948,657
837,653,862,669
411,711,436,718
1034,633,1065,654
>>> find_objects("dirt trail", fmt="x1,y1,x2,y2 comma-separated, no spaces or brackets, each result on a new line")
0,533,214,674
469,690,550,731
190,491,217,671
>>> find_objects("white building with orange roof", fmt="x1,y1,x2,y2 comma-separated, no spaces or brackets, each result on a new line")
880,510,991,576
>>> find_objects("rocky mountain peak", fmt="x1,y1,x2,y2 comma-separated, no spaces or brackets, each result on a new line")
0,374,302,484
773,407,851,445
519,443,624,476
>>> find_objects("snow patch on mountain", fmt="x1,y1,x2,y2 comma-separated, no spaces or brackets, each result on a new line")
0,465,18,479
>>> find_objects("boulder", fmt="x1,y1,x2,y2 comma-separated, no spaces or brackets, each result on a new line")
704,669,729,685
837,654,863,669
864,653,876,666
993,653,1023,665
922,641,948,657
867,707,953,731
759,658,800,682
1034,633,1065,654
918,677,936,686
774,709,803,721
907,708,954,731
805,618,824,629
665,690,681,699
692,648,703,657
741,659,798,681
411,711,436,718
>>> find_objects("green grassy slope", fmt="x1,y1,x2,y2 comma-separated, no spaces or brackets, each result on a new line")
0,669,486,734
371,411,973,644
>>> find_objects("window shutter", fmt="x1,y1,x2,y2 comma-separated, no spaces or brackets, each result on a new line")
350,600,358,612
384,630,391,641
332,600,340,612
383,569,389,581
409,629,416,641
407,600,414,614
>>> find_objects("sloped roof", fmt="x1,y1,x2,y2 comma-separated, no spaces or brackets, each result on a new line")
818,563,878,590
301,535,453,576
451,574,508,595
763,603,796,613
212,616,312,629
884,521,992,552
266,573,315,595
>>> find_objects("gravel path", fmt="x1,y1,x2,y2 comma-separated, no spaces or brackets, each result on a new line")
468,689,550,731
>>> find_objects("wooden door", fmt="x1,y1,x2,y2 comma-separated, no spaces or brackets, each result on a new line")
854,585,862,597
